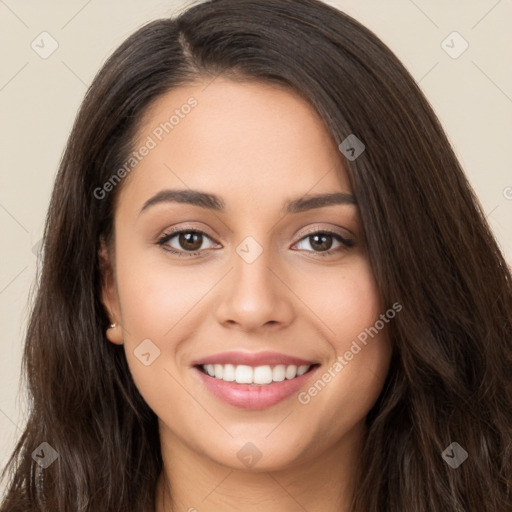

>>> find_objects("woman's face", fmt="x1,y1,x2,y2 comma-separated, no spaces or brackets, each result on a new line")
101,78,393,471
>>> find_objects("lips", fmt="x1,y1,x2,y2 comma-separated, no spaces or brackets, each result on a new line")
191,351,319,409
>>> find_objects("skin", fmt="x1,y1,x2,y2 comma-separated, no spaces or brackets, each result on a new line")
100,77,393,512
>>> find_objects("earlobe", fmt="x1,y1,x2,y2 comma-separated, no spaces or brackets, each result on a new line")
98,237,124,345
106,322,124,345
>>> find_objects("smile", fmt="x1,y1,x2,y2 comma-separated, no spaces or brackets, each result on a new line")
199,363,312,385
192,351,320,409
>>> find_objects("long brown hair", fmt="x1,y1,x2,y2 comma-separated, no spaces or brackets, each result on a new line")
2,0,511,510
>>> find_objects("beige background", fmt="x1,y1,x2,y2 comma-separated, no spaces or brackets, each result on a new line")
1,0,511,480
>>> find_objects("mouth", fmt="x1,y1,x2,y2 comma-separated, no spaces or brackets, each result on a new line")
191,352,320,409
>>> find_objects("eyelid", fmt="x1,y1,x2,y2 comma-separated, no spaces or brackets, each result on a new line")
295,223,354,240
156,223,217,241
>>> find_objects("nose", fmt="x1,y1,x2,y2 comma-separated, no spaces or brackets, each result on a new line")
214,242,295,334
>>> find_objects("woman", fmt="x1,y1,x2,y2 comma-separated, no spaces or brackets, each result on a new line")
1,0,511,510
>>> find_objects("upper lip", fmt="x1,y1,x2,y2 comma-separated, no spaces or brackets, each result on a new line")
192,351,317,367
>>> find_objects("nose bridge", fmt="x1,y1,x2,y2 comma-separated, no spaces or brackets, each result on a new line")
232,234,278,306
214,233,293,331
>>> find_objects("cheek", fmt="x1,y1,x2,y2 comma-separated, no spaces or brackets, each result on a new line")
295,258,392,425
292,256,383,353
112,240,214,396
329,259,390,387
331,260,383,351
115,244,211,339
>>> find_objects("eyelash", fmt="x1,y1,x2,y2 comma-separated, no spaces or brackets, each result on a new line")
156,227,355,258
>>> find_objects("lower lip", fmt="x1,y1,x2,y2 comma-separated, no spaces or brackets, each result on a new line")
194,366,319,409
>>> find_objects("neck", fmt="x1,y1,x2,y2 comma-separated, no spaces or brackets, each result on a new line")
155,421,366,512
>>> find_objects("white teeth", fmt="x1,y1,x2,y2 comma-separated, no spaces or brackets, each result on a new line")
285,365,297,379
223,364,235,381
235,365,253,384
201,363,312,384
253,365,273,384
297,365,309,376
272,364,286,382
214,364,224,379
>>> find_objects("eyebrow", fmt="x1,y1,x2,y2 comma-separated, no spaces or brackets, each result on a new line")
139,189,356,215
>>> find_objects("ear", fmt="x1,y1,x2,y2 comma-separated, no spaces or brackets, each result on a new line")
98,237,124,345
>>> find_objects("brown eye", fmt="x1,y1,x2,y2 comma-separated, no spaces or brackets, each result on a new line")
177,232,203,251
157,229,217,255
293,230,354,257
308,233,334,252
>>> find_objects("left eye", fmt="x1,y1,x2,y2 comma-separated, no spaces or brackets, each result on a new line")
293,231,350,253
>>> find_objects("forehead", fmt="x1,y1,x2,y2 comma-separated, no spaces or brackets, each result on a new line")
117,78,351,214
